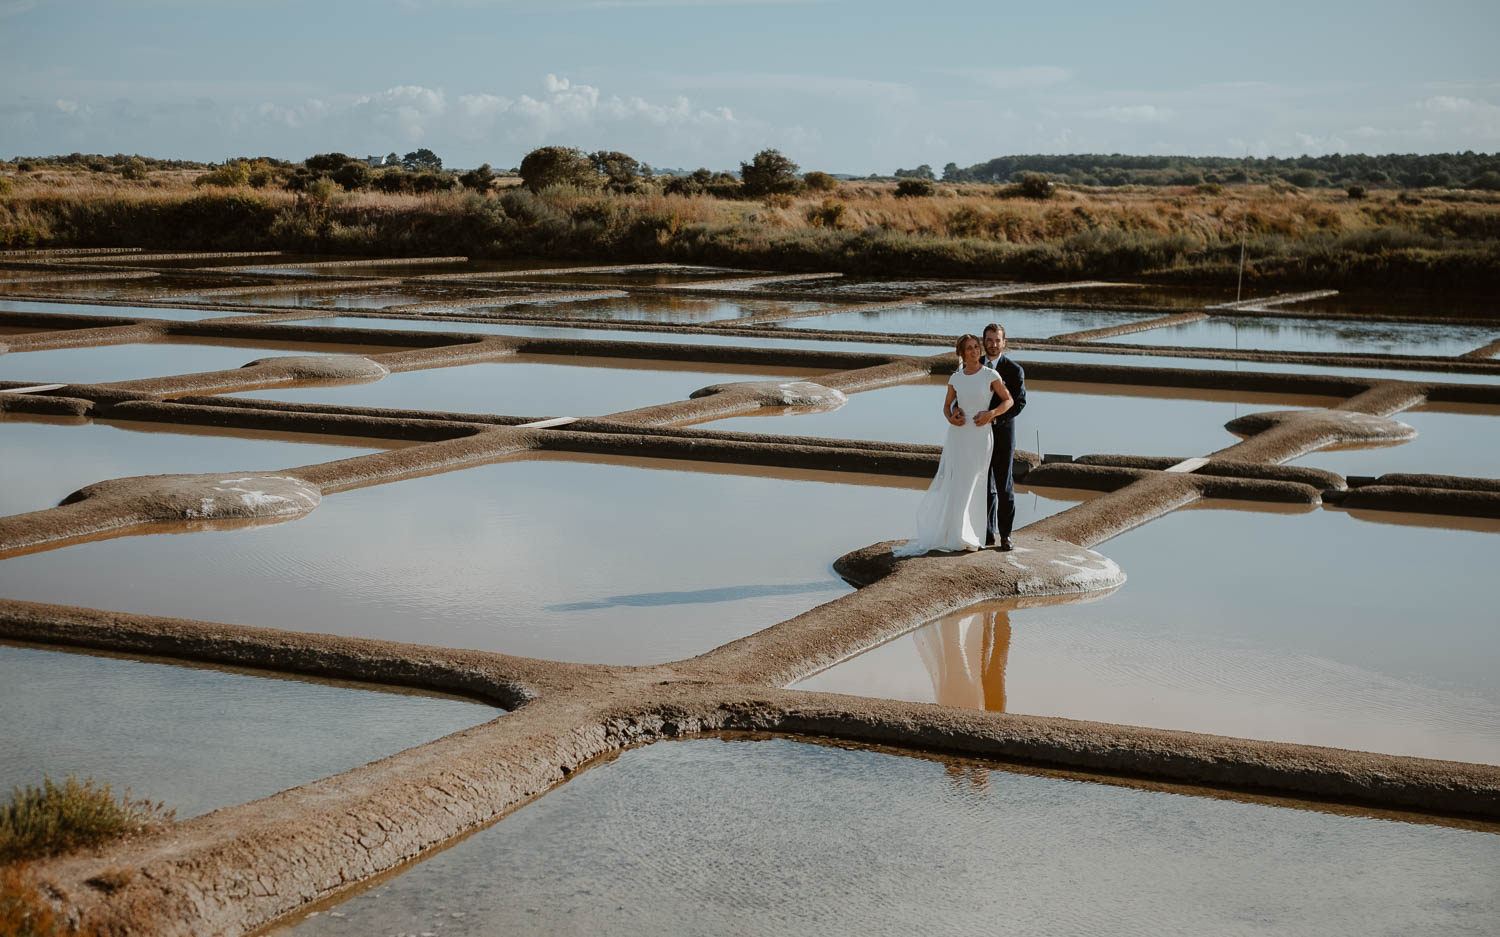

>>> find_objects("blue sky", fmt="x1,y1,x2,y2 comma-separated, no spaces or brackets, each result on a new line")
3,0,1496,173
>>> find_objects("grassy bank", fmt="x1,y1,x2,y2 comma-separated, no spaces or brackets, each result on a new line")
4,170,1500,295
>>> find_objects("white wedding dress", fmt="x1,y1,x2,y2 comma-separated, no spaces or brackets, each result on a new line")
894,365,998,555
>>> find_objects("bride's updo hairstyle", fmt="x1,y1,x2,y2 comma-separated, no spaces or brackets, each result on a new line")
955,333,982,358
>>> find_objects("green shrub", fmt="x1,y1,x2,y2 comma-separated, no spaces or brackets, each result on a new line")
305,152,353,174
589,150,641,188
1195,181,1224,195
740,148,799,197
1018,173,1054,199
895,178,935,198
805,198,846,228
411,171,452,194
519,146,598,192
194,161,251,187
330,162,371,191
459,163,495,192
372,170,413,194
803,171,838,192
1347,185,1368,200
119,157,148,181
0,176,12,196
1,776,173,864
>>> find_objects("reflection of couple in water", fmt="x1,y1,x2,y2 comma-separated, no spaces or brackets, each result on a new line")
895,322,1028,556
916,605,1012,712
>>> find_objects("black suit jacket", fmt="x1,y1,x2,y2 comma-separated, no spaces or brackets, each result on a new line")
982,354,1026,425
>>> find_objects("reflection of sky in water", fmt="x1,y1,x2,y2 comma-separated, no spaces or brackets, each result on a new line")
1291,405,1500,479
0,460,1067,664
1011,347,1500,385
0,299,244,320
0,645,496,818
469,295,830,322
1100,315,1498,356
0,417,389,515
771,277,1005,296
800,506,1499,764
767,303,1159,338
274,738,1500,937
230,358,815,417
0,339,390,385
710,376,1326,458
200,286,514,309
265,316,945,356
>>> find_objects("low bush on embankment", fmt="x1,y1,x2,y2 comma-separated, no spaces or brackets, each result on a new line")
4,170,1500,295
1,776,173,865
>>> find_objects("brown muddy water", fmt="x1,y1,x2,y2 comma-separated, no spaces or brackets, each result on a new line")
0,642,498,818
267,737,1500,937
0,458,1074,664
799,501,1499,764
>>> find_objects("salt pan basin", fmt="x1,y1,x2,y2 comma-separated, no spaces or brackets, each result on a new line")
0,643,497,818
271,738,1500,937
770,302,1162,338
271,315,944,356
0,457,1077,664
800,503,1499,764
0,337,401,386
0,417,394,517
0,299,250,321
1099,315,1498,357
708,375,1333,458
227,355,822,418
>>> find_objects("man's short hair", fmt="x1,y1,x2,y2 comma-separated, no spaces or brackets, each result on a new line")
983,322,1005,338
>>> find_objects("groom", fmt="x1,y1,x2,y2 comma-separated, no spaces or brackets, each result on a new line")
981,322,1026,551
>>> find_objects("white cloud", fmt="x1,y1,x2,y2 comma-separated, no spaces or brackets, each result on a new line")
1293,132,1349,155
945,66,1072,91
1092,104,1173,123
0,0,38,17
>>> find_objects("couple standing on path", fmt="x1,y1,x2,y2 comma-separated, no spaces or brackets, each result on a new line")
895,323,1027,556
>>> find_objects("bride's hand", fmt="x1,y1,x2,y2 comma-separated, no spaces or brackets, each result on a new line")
947,405,966,426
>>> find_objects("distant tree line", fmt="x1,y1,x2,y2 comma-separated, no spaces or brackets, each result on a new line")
932,153,1500,190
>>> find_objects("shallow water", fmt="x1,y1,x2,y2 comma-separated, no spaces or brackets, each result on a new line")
709,375,1331,458
228,355,821,418
188,284,519,310
0,644,498,818
1099,314,1499,357
266,315,946,356
0,416,395,516
1010,347,1500,385
0,299,249,321
770,277,1009,296
1290,403,1500,479
760,303,1161,338
0,337,403,386
1017,284,1267,309
0,457,1070,664
273,737,1500,937
799,504,1499,763
470,294,831,323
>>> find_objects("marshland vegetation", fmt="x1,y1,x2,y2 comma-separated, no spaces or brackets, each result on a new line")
3,148,1499,297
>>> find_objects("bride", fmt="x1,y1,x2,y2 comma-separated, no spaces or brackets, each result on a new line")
895,334,1014,555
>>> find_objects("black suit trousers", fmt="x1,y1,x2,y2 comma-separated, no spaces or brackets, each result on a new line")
987,419,1016,541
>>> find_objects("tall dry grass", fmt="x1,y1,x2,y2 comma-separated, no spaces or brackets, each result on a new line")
4,169,1499,292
